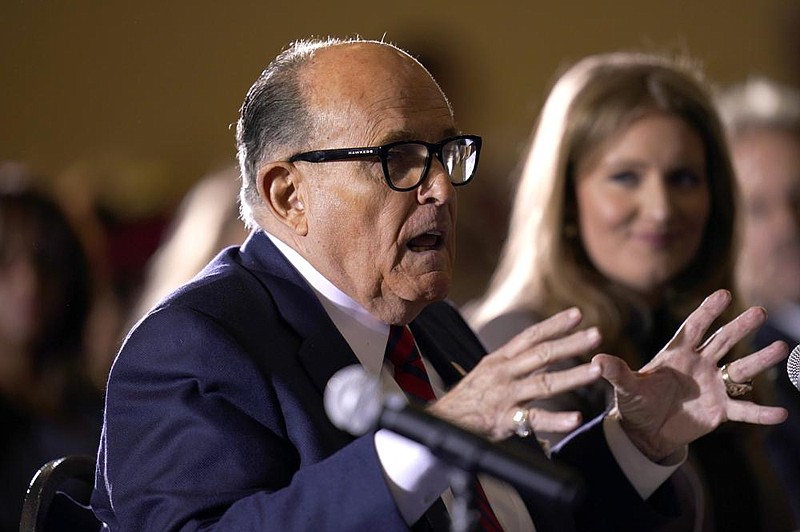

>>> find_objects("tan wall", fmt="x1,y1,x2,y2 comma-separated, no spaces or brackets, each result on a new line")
2,0,799,302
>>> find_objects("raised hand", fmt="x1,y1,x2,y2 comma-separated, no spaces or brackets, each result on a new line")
592,289,789,462
430,307,602,441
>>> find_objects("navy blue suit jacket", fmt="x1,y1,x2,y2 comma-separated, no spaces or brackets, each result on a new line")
92,231,673,531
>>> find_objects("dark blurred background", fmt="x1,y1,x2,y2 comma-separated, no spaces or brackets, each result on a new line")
2,0,800,306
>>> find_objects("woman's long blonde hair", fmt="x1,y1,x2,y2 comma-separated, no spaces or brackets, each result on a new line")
470,52,740,365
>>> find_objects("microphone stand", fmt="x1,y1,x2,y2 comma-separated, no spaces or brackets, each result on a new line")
447,466,478,532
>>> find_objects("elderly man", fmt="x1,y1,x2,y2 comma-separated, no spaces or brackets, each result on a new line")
717,77,800,527
92,38,787,531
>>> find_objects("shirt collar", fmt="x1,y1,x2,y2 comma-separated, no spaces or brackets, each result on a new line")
265,232,388,375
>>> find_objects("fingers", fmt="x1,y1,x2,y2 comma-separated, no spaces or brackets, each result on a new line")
514,362,601,403
590,353,633,389
660,289,769,366
727,401,788,425
700,306,768,363
497,307,583,360
720,340,789,426
488,306,602,382
725,340,788,382
507,327,601,376
521,407,583,434
669,289,732,349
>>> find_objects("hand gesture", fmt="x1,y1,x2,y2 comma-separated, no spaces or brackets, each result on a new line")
592,289,789,462
430,307,602,441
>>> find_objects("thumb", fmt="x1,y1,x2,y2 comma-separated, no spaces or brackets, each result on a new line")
591,353,633,388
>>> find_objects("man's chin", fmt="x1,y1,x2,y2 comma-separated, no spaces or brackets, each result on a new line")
406,273,451,303
372,276,450,325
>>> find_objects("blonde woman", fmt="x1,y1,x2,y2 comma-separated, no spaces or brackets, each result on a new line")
469,52,791,531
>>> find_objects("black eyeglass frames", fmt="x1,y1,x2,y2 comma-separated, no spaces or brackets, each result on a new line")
287,134,482,192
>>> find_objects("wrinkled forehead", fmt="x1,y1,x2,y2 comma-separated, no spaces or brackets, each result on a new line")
300,43,456,146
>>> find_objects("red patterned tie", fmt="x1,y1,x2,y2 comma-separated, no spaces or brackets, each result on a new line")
385,325,504,532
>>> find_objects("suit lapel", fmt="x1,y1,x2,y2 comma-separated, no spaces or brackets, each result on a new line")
239,234,488,413
240,231,361,397
409,323,466,388
409,302,487,389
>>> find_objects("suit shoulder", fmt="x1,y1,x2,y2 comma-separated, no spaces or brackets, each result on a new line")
118,249,287,369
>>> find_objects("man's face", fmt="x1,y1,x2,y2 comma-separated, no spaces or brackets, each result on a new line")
292,44,460,324
732,128,800,308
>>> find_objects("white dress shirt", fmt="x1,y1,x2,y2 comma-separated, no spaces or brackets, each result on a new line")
265,233,683,531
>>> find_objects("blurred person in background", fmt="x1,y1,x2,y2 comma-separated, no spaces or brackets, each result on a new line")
0,163,103,531
467,52,793,531
125,165,248,328
53,156,174,390
717,77,800,527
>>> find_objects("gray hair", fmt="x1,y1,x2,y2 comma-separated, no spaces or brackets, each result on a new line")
235,36,424,229
235,38,328,228
716,77,800,140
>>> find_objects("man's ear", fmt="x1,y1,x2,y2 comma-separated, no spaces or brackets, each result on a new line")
257,162,308,236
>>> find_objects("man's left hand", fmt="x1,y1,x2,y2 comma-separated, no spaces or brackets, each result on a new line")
593,289,789,462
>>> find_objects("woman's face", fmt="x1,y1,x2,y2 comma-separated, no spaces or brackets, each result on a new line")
574,112,710,303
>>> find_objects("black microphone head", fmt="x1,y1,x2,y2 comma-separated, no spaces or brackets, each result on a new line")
789,345,800,391
324,365,383,435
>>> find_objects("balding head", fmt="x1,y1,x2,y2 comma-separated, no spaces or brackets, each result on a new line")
236,37,464,324
235,38,451,230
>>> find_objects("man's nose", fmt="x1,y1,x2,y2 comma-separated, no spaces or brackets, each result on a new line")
417,159,456,205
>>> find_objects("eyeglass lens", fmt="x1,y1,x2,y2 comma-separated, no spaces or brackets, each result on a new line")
386,138,479,189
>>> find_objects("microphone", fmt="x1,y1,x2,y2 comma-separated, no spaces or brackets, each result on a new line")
789,344,800,391
324,365,584,506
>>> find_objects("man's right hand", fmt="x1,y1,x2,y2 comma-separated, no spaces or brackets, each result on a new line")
428,307,603,441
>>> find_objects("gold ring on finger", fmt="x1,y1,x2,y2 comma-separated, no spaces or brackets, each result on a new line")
720,363,753,398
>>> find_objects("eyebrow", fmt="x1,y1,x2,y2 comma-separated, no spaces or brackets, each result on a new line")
377,127,461,145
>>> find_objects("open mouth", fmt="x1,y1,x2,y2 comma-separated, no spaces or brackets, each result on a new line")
407,230,444,252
